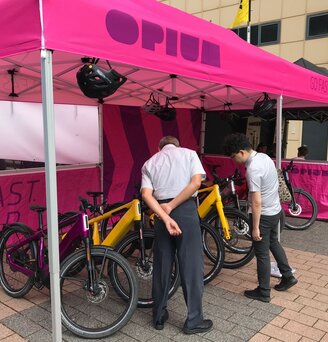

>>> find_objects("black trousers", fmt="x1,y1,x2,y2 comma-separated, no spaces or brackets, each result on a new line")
250,210,293,296
153,198,204,328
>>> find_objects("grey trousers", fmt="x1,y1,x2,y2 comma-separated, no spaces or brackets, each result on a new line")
152,198,204,328
250,210,293,296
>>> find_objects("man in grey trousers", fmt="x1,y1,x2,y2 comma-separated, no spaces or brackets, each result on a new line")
141,136,213,334
223,133,297,303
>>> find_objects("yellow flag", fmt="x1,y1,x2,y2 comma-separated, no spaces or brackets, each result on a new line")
231,0,250,28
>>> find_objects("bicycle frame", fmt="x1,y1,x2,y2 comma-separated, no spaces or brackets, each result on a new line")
88,199,141,247
197,184,231,240
6,212,89,279
282,165,297,210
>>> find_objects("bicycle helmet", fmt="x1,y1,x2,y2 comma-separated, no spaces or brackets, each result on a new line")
76,64,127,99
253,93,276,117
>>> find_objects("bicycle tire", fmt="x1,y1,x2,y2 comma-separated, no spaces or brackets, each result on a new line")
227,199,285,233
282,188,318,230
60,246,138,339
113,230,180,308
0,225,37,298
206,208,255,269
200,221,225,284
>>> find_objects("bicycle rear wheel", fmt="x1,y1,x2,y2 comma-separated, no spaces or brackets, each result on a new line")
206,208,254,269
0,225,37,298
60,246,138,339
113,230,180,308
282,188,318,230
201,221,225,284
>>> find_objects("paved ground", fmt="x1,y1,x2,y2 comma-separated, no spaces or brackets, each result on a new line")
0,220,327,341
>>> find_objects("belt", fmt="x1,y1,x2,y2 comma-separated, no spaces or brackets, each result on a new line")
157,198,174,204
157,197,197,204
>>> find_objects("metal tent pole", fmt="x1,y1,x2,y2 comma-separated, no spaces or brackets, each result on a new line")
40,48,62,342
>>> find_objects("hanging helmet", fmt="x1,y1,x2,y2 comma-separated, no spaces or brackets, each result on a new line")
253,92,276,117
76,64,127,99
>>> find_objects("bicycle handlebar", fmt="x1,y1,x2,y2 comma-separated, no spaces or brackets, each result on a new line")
211,167,245,189
282,160,294,173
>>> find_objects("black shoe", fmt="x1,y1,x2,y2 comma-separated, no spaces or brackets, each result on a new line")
154,309,169,330
244,288,270,303
274,276,298,291
183,319,213,335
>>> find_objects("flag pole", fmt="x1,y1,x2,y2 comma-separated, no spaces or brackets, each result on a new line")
246,0,252,43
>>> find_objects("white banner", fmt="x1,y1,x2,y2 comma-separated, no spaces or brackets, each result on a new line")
0,101,99,164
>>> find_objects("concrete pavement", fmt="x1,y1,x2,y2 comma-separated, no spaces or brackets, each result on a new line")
0,220,327,341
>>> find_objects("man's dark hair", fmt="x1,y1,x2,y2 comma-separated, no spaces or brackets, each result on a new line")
223,133,252,156
159,136,180,149
297,145,309,157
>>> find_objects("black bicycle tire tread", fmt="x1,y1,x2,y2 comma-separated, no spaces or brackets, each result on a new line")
200,221,225,284
60,246,138,339
113,230,180,308
206,208,255,269
284,188,318,230
0,226,36,297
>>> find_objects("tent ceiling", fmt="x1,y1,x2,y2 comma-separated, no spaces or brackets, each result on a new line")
1,50,327,115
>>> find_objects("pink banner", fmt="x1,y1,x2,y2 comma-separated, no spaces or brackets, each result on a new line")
0,167,101,228
202,155,328,220
102,105,201,203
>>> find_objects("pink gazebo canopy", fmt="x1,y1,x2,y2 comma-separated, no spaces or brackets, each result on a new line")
0,0,327,110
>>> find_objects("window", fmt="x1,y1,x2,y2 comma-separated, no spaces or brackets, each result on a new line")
307,13,328,39
232,22,280,46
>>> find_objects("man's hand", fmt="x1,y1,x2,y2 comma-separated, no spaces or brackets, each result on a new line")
164,217,182,236
252,227,262,241
160,203,173,215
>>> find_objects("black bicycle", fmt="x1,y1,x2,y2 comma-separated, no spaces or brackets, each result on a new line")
281,160,318,230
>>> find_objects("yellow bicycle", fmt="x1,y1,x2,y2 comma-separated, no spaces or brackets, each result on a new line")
198,178,254,269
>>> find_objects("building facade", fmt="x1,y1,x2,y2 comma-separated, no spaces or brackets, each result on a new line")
159,0,328,160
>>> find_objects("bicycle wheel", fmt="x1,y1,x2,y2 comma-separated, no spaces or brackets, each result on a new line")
60,246,138,339
113,230,180,308
282,188,318,230
206,208,254,269
200,221,225,284
0,225,37,298
228,199,285,233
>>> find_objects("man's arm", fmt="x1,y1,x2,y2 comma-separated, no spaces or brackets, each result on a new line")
249,191,262,241
141,188,182,236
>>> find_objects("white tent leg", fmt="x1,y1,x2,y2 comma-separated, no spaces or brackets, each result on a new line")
98,103,104,197
276,95,283,170
41,49,62,342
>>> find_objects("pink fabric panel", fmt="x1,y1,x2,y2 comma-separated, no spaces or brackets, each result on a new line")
0,0,41,58
0,167,101,228
202,155,328,219
102,105,201,203
42,0,328,104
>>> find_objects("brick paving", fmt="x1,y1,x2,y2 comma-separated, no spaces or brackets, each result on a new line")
0,220,327,341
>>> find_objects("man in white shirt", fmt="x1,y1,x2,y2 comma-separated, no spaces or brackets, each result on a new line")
223,133,297,303
141,136,213,334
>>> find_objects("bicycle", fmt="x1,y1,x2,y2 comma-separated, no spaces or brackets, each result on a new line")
281,160,318,230
0,205,138,339
214,168,286,232
197,176,253,269
87,191,224,288
76,192,181,308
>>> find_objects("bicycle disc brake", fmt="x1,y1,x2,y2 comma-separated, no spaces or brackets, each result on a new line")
86,280,108,304
288,203,302,216
136,258,153,280
232,218,249,235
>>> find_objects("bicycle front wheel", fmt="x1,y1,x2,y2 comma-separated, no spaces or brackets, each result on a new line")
0,225,37,298
201,221,225,284
60,246,138,339
113,230,180,308
206,208,254,269
282,188,318,230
